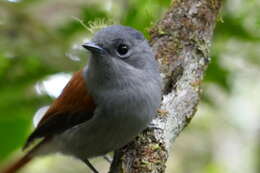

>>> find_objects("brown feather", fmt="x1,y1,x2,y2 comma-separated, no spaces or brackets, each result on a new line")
39,70,95,125
2,71,95,173
24,70,96,149
1,154,31,173
2,138,50,173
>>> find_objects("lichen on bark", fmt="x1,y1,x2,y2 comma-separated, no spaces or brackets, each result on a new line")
109,0,222,172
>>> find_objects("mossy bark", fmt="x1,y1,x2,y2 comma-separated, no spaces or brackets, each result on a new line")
109,0,222,172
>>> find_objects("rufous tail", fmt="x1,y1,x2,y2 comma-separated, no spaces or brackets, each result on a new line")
1,138,51,173
1,153,32,173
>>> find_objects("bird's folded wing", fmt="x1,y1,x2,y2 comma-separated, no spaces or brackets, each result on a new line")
24,70,96,149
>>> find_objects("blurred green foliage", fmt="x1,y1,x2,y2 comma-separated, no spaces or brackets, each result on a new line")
0,0,171,164
0,0,260,173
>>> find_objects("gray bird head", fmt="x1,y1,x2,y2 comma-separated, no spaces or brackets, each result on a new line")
82,25,159,75
80,26,162,153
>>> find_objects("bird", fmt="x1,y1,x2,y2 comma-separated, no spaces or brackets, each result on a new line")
2,25,162,173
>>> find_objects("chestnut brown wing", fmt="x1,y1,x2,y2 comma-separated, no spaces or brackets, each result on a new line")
24,71,96,149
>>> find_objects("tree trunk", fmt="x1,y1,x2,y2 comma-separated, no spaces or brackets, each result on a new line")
109,0,222,172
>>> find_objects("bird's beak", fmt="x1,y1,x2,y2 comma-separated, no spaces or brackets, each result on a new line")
82,42,105,54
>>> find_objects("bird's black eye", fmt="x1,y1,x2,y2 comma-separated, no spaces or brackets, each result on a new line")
117,44,129,56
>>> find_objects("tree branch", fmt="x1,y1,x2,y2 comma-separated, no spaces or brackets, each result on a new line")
109,0,222,172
